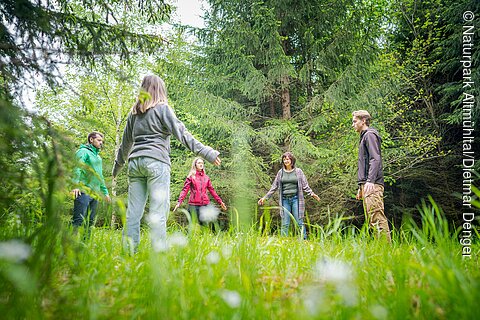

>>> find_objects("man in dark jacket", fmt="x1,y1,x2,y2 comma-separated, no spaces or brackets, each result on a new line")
352,110,391,242
72,132,110,232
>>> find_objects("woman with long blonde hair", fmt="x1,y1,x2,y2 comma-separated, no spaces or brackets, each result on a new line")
112,75,222,251
174,157,227,226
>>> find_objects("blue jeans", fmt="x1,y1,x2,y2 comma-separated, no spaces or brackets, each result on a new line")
281,195,306,239
125,157,171,250
72,193,98,228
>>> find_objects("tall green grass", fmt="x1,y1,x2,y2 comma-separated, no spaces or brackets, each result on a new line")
1,198,478,319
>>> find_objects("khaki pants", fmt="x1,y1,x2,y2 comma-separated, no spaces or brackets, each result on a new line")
361,184,391,243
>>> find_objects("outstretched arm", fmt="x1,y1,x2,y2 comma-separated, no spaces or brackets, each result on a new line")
161,106,220,164
258,171,281,205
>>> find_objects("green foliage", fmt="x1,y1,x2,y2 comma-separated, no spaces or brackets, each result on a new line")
192,0,457,222
0,105,74,318
24,0,476,233
1,217,479,318
36,63,139,217
2,1,479,316
0,0,171,94
384,0,479,216
403,196,458,246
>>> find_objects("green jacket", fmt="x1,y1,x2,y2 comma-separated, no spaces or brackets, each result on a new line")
73,144,109,196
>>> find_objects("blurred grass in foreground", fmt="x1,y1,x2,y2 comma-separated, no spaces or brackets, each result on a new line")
1,196,478,319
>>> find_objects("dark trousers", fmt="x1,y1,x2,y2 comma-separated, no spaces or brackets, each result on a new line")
73,193,98,228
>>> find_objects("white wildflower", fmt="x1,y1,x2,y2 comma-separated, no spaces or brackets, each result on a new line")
221,244,232,258
314,257,353,283
0,240,31,262
152,238,168,252
206,251,220,264
370,305,388,319
336,283,358,306
168,232,188,248
220,289,241,308
313,257,358,308
199,204,220,223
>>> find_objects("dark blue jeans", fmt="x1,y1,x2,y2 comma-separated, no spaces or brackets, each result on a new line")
72,193,98,228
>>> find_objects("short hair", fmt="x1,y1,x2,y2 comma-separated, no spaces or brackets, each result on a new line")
352,110,371,126
281,152,296,169
87,131,103,143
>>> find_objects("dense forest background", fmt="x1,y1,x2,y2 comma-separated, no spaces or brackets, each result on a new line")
1,0,479,235
1,1,479,318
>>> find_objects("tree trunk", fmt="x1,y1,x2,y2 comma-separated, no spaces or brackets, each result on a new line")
269,97,276,118
281,75,291,119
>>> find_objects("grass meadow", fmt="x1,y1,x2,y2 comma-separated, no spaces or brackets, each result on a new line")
1,201,478,319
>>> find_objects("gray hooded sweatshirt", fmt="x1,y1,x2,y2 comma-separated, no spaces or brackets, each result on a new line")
113,103,219,176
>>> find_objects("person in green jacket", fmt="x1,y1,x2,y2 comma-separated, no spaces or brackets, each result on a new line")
72,131,111,230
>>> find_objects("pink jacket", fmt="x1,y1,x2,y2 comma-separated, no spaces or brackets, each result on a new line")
177,170,223,206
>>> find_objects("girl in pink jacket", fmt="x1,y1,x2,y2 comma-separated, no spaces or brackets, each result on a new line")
174,157,227,225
